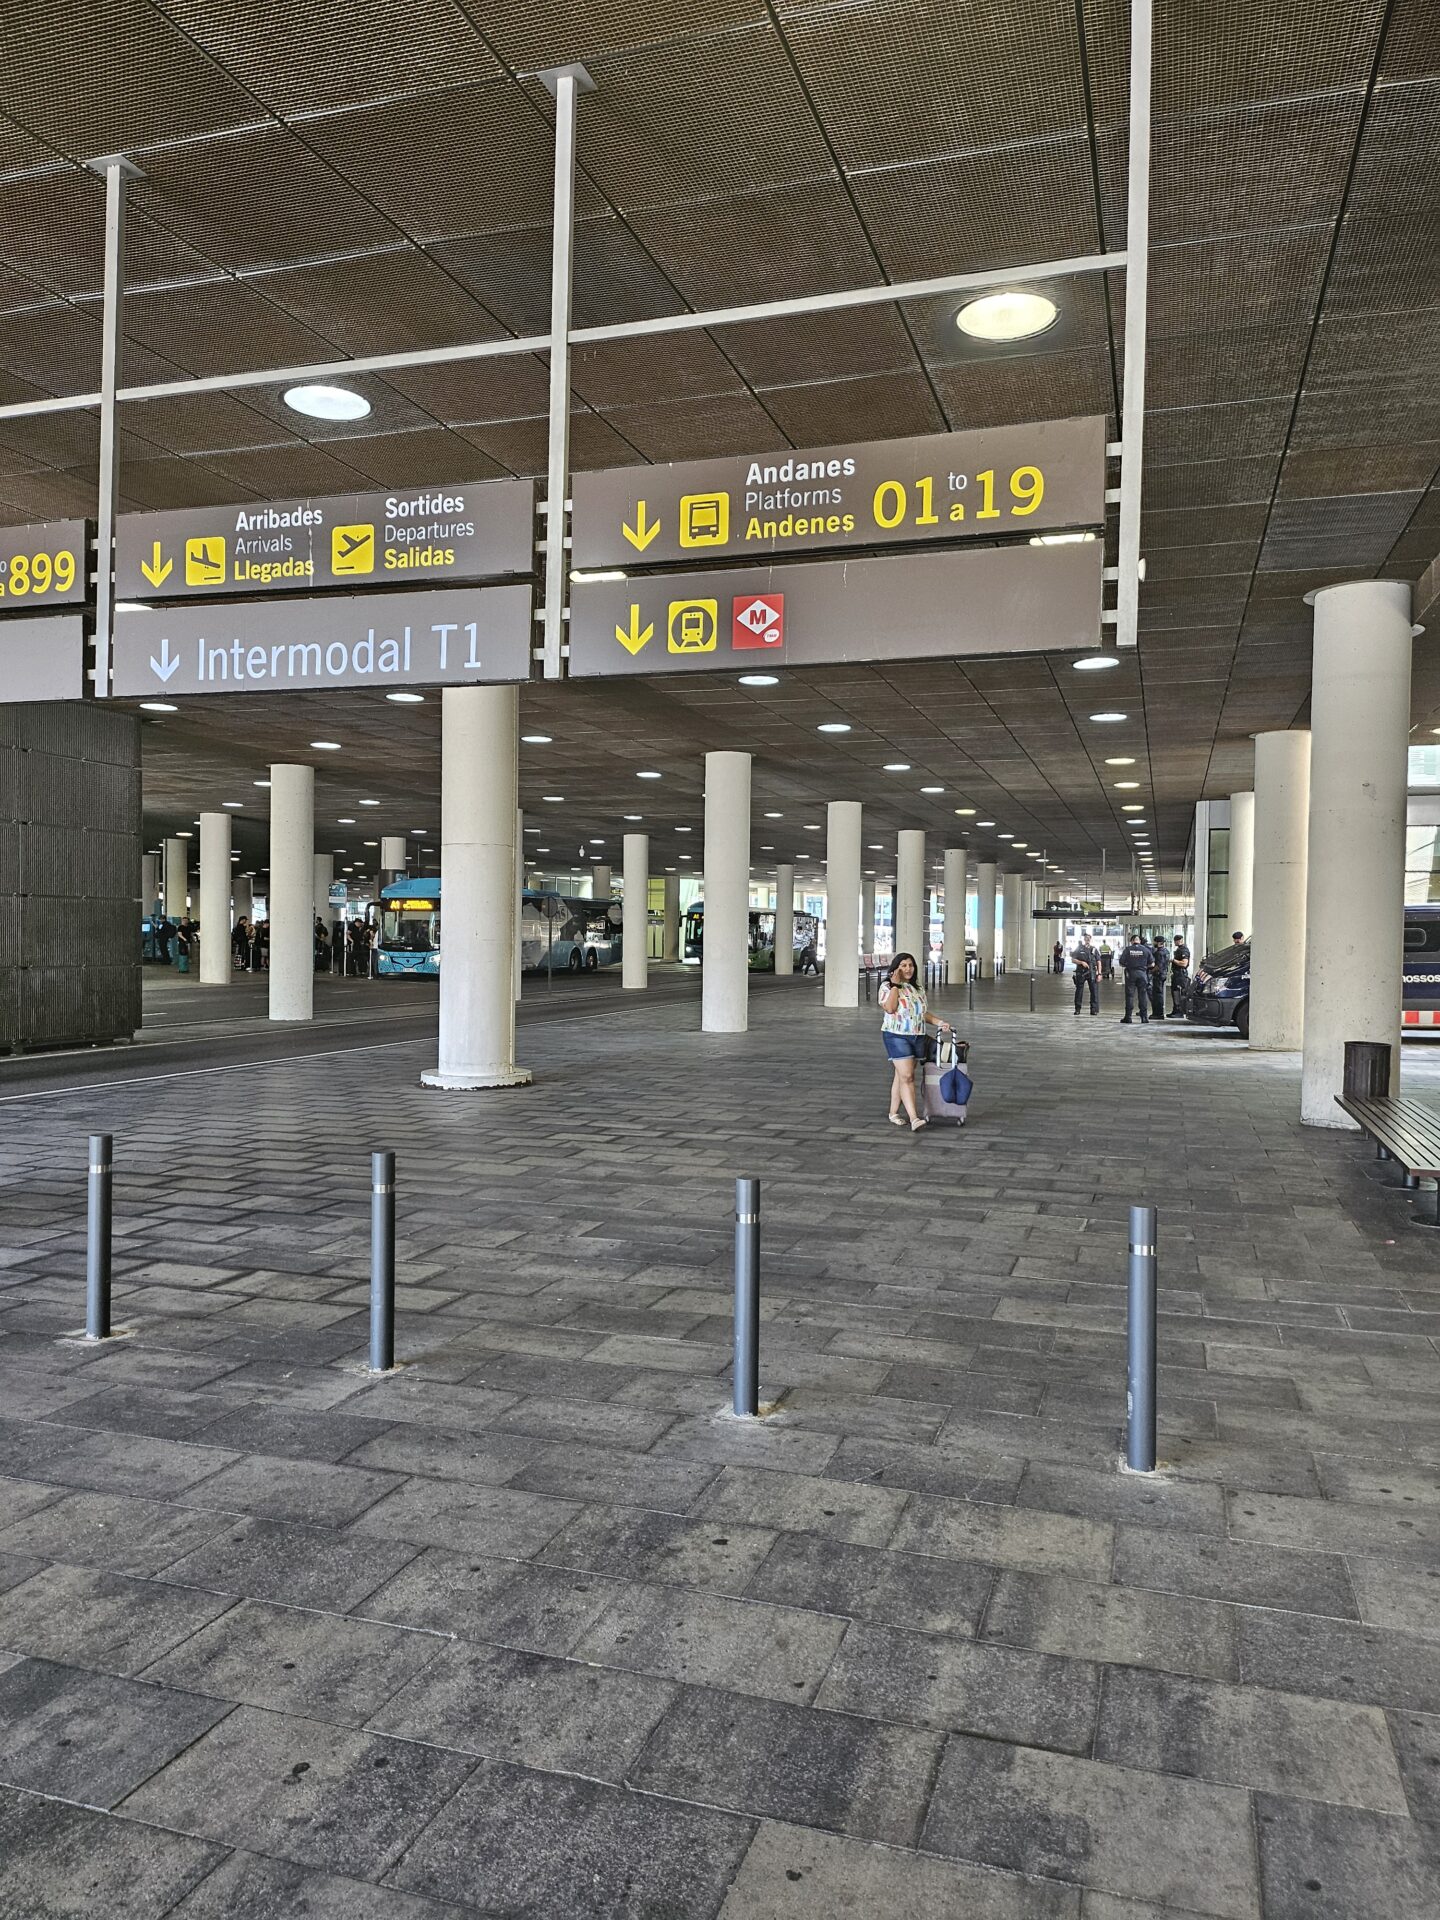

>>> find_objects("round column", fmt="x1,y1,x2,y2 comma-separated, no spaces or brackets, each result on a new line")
269,764,314,1022
896,829,925,963
662,874,680,961
622,833,649,989
232,873,253,926
860,877,876,957
422,685,531,1089
824,800,861,1009
1228,789,1255,938
976,860,997,978
163,836,188,918
381,835,407,887
141,852,158,915
1249,731,1311,1050
1301,581,1414,1125
198,811,232,986
313,852,333,933
942,848,968,981
1002,871,1023,971
702,750,751,1033
1020,880,1037,971
515,808,524,1003
774,862,795,976
592,863,612,899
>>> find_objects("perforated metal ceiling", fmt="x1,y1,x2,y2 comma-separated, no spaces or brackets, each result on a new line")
0,0,1435,891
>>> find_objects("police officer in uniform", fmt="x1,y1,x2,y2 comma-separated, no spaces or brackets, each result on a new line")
1072,936,1100,1016
1149,934,1169,1021
1170,937,1191,1015
1119,932,1152,1024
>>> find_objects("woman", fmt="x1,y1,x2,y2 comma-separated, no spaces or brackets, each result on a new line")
879,951,953,1131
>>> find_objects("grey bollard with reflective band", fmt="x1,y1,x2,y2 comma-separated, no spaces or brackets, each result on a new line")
85,1133,113,1340
1126,1203,1158,1472
1028,973,1036,1012
369,1150,396,1373
967,976,974,1013
733,1176,760,1417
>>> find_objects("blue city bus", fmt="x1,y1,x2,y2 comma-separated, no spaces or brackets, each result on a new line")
374,880,622,977
683,904,820,971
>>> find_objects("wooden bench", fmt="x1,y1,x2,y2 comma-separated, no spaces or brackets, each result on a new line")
1336,1092,1440,1227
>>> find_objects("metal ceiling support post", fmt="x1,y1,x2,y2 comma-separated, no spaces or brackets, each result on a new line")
1115,0,1152,651
86,154,142,698
537,65,593,681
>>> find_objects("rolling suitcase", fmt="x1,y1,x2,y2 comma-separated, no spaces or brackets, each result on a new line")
922,1033,972,1125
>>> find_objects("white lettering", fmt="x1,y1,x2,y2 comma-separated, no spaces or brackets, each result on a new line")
325,641,347,675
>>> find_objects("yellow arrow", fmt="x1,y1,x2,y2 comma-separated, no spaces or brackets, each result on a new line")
614,604,653,655
623,501,659,551
140,540,173,587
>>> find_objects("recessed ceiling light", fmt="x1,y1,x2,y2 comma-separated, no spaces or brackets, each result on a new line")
764,811,783,819
138,700,177,712
386,692,424,704
283,384,370,421
363,840,378,847
637,770,662,779
254,779,271,788
1073,653,1119,669
977,820,995,827
954,807,977,817
337,816,356,824
222,801,242,809
920,785,944,794
1121,804,1144,812
998,832,1015,840
1089,712,1127,724
739,673,779,687
537,846,550,853
521,733,552,743
115,600,151,613
589,837,605,844
1034,532,1098,547
1114,781,1140,790
410,827,426,833
176,830,192,838
804,823,821,831
955,290,1058,342
310,740,342,750
675,826,692,833
679,853,692,860
570,569,627,583
817,722,851,733
623,814,643,822
883,762,911,772
543,795,564,802
1012,842,1028,848
1105,757,1136,766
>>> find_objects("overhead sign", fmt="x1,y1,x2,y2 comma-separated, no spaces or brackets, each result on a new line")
0,520,88,609
111,585,533,697
568,542,1102,678
115,480,534,601
571,418,1105,570
327,881,349,908
1,614,87,701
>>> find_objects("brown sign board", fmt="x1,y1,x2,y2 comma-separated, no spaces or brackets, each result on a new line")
0,520,88,610
0,614,88,701
571,418,1105,571
116,480,534,601
111,585,533,698
567,541,1102,678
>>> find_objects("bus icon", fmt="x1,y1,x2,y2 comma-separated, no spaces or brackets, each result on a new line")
668,599,718,653
679,492,729,547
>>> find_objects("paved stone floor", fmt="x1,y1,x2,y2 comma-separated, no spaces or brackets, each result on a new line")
1,969,1439,1917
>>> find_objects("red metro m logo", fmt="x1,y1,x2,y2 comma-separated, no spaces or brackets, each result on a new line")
733,593,784,650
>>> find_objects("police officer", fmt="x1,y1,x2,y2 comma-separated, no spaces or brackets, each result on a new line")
1071,936,1100,1015
1119,932,1152,1024
1149,933,1169,1021
1170,936,1191,1015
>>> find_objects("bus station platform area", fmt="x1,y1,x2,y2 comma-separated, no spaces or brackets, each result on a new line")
2,971,1439,1918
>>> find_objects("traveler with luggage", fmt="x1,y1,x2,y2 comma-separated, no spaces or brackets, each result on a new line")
878,950,953,1133
1099,941,1115,981
1072,937,1100,1015
1119,932,1152,1024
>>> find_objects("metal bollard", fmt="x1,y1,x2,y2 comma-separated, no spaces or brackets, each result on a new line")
1028,973,1036,1012
85,1133,112,1340
967,976,974,1013
733,1176,760,1417
369,1150,396,1372
1126,1204,1158,1472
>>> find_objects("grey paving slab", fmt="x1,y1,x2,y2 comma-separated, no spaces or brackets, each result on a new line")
387,1755,754,1916
1253,1792,1440,1919
1112,1525,1360,1617
629,1684,944,1845
1237,1608,1440,1713
818,1620,1099,1753
1095,1664,1408,1811
575,1580,848,1703
1226,1487,1440,1560
891,1494,1114,1578
718,1819,1081,1918
744,1530,995,1637
0,1785,224,1920
1018,1462,1227,1534
0,1487,228,1574
982,1569,1237,1680
921,1736,1261,1919
155,1513,420,1610
369,1639,675,1776
646,1411,842,1474
339,1419,542,1484
117,1703,475,1877
348,1475,581,1558
0,1472,63,1531
192,1403,390,1463
0,1655,230,1807
1387,1708,1440,1821
509,1442,721,1511
539,1503,778,1595
693,1464,911,1546
178,1454,405,1527
826,1432,1025,1501
21,1426,239,1498
1348,1556,1440,1637
357,1545,623,1653
165,1849,467,1918
0,1560,235,1675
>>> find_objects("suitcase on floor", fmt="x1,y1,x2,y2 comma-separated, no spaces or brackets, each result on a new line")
922,1034,972,1125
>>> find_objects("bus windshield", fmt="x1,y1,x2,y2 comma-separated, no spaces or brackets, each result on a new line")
380,904,440,953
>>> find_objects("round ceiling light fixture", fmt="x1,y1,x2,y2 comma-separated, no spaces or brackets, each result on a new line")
1073,654,1120,671
817,722,851,733
1089,711,1128,724
386,692,424,704
739,673,778,687
139,701,177,712
521,733,552,743
283,384,370,421
955,290,1058,342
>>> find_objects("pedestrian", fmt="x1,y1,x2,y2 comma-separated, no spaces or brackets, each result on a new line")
1052,940,1064,974
1149,933,1169,1021
231,917,250,970
1119,931,1152,1024
1071,935,1100,1016
1232,930,1246,946
1099,940,1115,982
1170,936,1191,1015
878,951,954,1133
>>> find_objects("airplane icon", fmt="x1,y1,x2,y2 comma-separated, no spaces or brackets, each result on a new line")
331,523,375,575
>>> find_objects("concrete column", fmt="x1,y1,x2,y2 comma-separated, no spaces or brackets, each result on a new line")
422,685,531,1089
141,852,158,914
702,750,751,1033
515,808,524,1003
312,853,333,931
592,863,612,898
1018,880,1035,970
269,764,314,1022
1301,581,1413,1125
860,877,876,957
232,874,253,926
198,812,231,986
1249,731,1311,1051
381,835,406,886
662,874,680,961
1002,871,1024,971
824,800,861,1009
942,848,968,979
976,860,997,977
1228,789,1255,939
896,829,925,962
774,863,795,976
163,836,188,917
623,833,648,989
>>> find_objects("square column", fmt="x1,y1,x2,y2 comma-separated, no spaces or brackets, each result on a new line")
896,829,925,964
702,750,751,1033
269,765,314,1022
1249,731,1310,1050
976,861,997,978
423,686,531,1089
622,834,649,989
824,800,861,1008
198,812,232,986
774,863,795,976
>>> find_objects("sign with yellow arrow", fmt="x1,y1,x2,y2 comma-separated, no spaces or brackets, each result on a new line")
614,604,653,655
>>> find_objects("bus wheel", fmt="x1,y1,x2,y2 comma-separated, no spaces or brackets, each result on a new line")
585,949,599,971
567,949,582,973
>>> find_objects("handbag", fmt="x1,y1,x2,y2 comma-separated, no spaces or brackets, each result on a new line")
940,1063,974,1106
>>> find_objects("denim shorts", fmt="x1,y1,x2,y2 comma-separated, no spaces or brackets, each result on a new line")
882,1032,926,1061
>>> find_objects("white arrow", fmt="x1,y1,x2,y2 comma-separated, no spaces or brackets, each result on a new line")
149,637,179,683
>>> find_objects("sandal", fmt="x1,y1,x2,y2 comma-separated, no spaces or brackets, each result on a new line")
910,1117,928,1131
888,1113,905,1126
